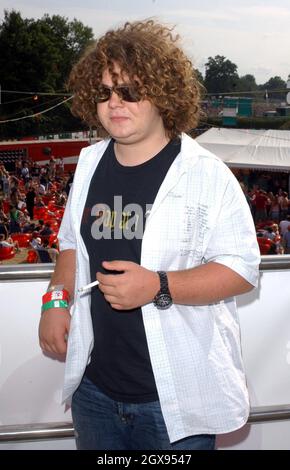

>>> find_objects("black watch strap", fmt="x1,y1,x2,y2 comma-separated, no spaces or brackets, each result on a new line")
157,271,170,293
153,271,172,309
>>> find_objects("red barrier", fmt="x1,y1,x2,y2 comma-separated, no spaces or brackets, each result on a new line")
26,249,38,263
33,206,48,220
0,246,15,261
11,233,32,248
257,237,276,255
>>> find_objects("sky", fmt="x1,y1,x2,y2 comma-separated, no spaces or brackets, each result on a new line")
1,0,290,85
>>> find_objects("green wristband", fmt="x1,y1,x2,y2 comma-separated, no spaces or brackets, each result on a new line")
41,299,69,313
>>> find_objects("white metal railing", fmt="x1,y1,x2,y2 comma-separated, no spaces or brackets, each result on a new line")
1,404,290,442
1,255,290,448
1,255,289,280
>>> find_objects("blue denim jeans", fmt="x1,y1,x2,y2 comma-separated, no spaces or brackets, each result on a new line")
71,376,216,450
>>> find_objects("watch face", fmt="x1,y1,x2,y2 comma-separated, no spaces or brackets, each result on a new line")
154,293,172,310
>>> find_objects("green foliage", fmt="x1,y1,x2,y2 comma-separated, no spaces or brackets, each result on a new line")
236,116,289,129
0,10,94,139
258,76,287,101
276,119,290,130
236,74,258,94
204,55,239,94
194,68,204,86
259,76,286,91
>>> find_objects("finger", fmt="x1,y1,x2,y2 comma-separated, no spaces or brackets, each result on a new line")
103,294,121,304
111,304,124,310
102,260,133,272
52,337,68,355
98,284,117,295
40,341,54,354
97,272,117,286
41,336,67,355
50,342,67,355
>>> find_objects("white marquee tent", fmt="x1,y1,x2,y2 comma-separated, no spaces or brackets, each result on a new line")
196,128,290,171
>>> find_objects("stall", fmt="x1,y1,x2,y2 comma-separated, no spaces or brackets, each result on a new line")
196,128,290,193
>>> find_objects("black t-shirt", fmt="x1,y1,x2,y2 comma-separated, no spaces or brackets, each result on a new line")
26,189,36,205
80,138,181,403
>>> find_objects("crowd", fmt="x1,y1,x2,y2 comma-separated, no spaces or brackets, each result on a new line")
1,155,290,262
238,170,290,254
0,154,74,263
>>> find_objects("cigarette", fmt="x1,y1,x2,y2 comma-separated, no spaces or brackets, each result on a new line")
78,280,99,292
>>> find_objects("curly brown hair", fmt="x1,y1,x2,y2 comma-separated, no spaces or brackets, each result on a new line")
68,19,202,139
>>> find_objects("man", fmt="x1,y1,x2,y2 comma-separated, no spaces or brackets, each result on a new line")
39,20,260,450
57,156,65,176
279,215,290,238
0,234,19,252
39,221,53,237
282,225,290,254
25,181,36,220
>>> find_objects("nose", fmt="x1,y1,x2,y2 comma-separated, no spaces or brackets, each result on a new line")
108,90,123,107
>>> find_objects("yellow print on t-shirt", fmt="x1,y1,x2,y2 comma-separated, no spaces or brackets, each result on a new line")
90,196,151,240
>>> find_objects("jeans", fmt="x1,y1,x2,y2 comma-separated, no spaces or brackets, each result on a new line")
71,376,216,450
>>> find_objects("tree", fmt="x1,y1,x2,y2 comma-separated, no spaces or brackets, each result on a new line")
260,76,286,90
259,76,287,101
0,10,94,139
39,15,94,89
236,74,258,94
204,55,239,94
0,10,94,93
194,69,204,86
0,11,32,92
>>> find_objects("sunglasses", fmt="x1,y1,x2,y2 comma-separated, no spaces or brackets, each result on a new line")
94,84,142,103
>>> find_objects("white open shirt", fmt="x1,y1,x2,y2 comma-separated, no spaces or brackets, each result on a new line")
58,133,260,442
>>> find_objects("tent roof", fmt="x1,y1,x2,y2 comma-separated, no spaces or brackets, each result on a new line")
196,128,290,171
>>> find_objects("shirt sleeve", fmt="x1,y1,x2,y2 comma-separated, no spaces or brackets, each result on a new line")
204,165,260,287
57,185,76,251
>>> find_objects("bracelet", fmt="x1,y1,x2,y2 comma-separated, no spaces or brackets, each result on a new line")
41,299,69,313
46,284,64,293
42,289,70,305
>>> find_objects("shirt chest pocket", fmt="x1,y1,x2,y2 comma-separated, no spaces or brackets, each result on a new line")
145,196,208,269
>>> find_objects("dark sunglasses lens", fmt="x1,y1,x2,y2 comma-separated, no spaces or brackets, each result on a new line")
117,86,140,102
95,85,141,103
95,86,111,103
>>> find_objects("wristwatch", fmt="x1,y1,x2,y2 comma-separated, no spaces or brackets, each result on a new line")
153,271,173,310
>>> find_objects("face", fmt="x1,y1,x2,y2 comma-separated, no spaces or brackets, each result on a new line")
97,66,166,146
